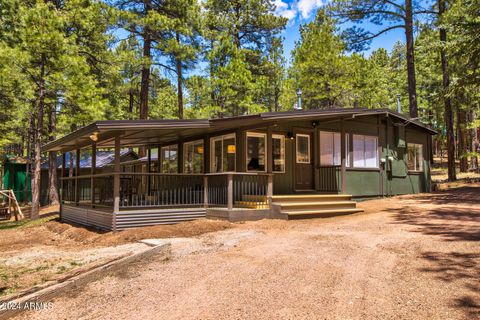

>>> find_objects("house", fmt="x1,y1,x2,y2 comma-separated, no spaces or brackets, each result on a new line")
42,108,436,231
1,155,31,203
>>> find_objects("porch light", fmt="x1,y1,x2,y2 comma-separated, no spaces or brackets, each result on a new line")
227,145,236,154
89,132,99,142
287,132,294,140
197,146,204,154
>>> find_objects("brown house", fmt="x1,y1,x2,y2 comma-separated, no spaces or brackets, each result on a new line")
42,108,436,231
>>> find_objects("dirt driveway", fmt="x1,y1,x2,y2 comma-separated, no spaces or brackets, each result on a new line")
17,186,480,320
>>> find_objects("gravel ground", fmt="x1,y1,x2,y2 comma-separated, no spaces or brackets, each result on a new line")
16,185,480,320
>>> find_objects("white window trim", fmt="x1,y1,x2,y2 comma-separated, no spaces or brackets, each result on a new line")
210,133,236,173
352,134,379,169
407,143,424,172
272,134,286,173
296,133,311,164
183,139,204,173
246,132,267,172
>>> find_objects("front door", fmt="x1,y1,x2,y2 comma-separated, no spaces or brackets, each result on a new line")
295,131,314,190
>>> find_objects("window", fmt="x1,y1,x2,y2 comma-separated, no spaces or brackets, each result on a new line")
319,131,348,166
296,134,311,163
210,134,236,172
161,144,178,173
352,134,378,168
407,143,423,171
184,140,204,173
246,132,266,172
272,134,285,172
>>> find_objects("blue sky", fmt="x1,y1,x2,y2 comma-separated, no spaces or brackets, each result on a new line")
275,0,405,62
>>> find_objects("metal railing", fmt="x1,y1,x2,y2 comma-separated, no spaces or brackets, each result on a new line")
61,173,114,207
60,172,273,211
317,165,341,192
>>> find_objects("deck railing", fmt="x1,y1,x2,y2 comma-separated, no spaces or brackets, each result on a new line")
317,165,341,192
61,172,273,211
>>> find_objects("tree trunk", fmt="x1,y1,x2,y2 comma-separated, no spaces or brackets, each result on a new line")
23,115,34,204
457,109,468,172
48,105,59,205
470,110,478,171
438,0,456,181
139,0,152,120
176,33,184,119
404,0,418,118
31,55,46,220
128,88,135,119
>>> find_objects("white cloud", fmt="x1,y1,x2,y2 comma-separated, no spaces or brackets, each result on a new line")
297,0,325,19
273,0,327,21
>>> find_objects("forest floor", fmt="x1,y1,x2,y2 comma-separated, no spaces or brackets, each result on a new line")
10,184,480,320
431,156,480,190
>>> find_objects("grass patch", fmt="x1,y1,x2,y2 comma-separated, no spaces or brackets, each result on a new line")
0,214,58,231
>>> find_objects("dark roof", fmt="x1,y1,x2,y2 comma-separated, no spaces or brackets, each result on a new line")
41,149,137,169
43,108,436,152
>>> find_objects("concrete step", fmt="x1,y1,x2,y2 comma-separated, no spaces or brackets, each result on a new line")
283,208,364,219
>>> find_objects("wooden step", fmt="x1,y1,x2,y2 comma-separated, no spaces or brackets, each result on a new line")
271,194,352,202
283,208,364,219
275,201,357,209
241,195,267,202
235,201,269,209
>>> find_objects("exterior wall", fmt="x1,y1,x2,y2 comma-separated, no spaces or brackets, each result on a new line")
259,115,433,197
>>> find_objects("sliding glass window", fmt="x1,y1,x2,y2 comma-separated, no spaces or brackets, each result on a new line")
161,144,178,173
210,134,236,172
184,140,204,173
246,132,266,172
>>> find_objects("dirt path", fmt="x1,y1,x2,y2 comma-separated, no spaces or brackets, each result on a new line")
16,186,480,320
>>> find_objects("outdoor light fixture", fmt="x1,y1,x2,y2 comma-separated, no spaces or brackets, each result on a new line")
227,145,236,154
287,132,294,140
89,132,99,142
312,120,319,127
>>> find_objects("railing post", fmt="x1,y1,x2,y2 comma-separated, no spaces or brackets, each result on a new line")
91,142,96,208
112,135,121,232
203,175,209,208
227,173,233,210
75,148,80,206
267,174,273,206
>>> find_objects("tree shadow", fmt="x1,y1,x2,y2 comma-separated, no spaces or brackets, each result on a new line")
399,185,480,205
389,186,480,318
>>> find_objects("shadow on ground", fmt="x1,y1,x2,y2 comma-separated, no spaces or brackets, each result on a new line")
390,186,480,318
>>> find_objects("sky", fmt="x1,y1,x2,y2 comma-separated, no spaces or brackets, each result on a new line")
274,0,405,62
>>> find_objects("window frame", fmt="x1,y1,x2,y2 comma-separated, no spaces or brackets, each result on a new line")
272,134,286,173
352,134,379,169
296,133,311,164
183,139,204,174
245,132,267,172
210,133,236,173
407,143,424,172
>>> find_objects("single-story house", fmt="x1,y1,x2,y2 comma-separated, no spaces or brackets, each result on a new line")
42,108,436,231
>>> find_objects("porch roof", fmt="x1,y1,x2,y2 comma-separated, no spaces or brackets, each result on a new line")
43,108,436,152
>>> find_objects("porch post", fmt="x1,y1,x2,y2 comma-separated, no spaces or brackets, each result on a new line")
227,173,233,210
266,126,274,204
112,135,121,232
91,142,96,207
147,147,151,194
340,119,347,194
157,145,162,173
177,142,183,173
60,152,66,219
75,148,80,206
314,124,320,191
203,175,208,208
